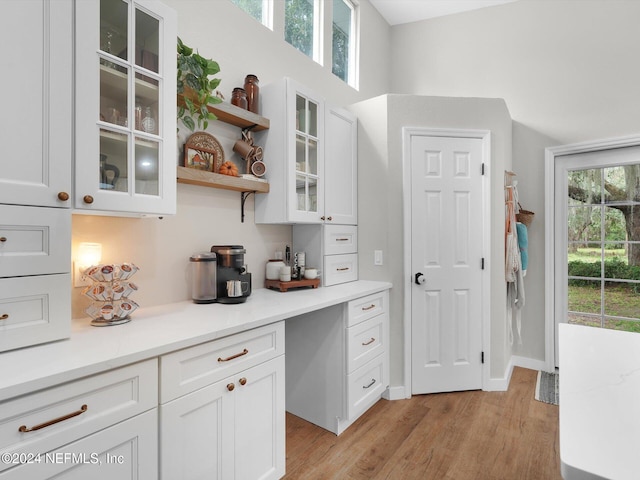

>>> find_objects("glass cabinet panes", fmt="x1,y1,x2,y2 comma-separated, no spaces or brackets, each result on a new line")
100,129,127,191
135,138,159,195
135,9,159,72
294,93,319,214
97,0,162,196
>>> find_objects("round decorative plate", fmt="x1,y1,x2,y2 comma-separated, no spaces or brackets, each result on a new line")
184,132,224,172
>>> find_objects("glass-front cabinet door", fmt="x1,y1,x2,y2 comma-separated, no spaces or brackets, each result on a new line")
75,0,176,215
288,83,324,223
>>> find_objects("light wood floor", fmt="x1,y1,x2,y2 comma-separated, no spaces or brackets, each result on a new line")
284,367,561,480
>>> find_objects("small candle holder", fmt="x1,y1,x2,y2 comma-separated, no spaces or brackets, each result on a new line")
82,263,140,327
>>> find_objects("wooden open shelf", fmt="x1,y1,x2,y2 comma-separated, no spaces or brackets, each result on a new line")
177,166,269,193
177,94,270,131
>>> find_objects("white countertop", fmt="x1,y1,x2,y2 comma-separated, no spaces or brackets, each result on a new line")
0,280,391,401
559,323,640,480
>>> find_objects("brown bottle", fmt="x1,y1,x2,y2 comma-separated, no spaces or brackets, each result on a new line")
231,87,248,109
244,74,259,114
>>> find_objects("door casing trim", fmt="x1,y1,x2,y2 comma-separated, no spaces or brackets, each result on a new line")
544,134,640,372
402,127,491,398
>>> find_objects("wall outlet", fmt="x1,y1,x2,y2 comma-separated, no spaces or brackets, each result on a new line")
374,250,383,266
74,262,92,288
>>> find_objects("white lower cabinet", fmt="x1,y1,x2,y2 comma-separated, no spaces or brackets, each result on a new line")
293,224,358,287
0,359,158,479
285,290,389,435
160,322,286,480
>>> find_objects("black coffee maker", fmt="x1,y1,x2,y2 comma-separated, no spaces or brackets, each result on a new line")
210,245,252,304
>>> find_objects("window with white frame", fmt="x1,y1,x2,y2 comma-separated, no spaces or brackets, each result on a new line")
332,0,356,86
230,0,272,29
285,0,320,61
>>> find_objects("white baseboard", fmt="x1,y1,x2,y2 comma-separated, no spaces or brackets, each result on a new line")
384,385,409,401
483,358,514,392
511,355,548,372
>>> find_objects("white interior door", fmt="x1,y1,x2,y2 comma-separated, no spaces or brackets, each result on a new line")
410,135,484,394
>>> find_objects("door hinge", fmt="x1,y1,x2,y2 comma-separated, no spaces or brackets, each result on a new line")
481,258,485,270
481,351,485,364
481,163,485,175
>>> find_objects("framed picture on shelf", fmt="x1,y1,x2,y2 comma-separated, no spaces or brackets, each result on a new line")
184,144,219,172
183,132,225,173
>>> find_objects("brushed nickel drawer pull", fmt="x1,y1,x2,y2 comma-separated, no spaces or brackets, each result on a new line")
0,237,6,242
362,337,375,346
361,304,376,311
336,267,350,271
0,314,8,320
363,379,376,389
218,348,249,363
19,404,88,433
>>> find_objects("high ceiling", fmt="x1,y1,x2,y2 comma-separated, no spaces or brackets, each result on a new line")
368,0,519,26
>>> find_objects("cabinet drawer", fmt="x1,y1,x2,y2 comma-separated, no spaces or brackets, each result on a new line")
0,274,71,352
0,205,71,278
160,321,285,403
347,354,388,421
347,290,388,327
323,225,357,255
347,314,386,373
0,409,158,480
0,359,157,473
323,253,358,287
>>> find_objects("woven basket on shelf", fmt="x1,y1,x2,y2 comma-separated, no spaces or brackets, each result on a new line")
516,203,534,227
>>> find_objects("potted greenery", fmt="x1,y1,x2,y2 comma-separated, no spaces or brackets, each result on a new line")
177,37,222,131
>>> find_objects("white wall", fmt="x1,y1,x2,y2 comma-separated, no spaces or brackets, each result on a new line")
388,0,640,363
72,0,391,317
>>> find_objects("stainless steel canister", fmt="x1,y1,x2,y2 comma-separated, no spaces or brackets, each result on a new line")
190,252,217,303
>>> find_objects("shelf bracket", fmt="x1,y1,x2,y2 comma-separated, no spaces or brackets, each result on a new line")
240,191,255,223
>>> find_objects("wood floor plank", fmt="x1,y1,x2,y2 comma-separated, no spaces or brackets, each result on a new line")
284,367,562,480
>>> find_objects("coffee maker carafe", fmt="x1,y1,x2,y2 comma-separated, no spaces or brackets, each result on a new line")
211,245,252,304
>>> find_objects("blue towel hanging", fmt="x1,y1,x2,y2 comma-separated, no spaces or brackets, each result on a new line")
516,222,528,271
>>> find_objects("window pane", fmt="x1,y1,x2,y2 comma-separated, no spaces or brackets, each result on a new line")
567,205,602,243
285,0,314,57
231,0,264,24
568,279,601,316
603,281,640,320
568,168,603,206
332,0,351,82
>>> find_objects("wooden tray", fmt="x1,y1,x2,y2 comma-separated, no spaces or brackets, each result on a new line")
265,278,320,292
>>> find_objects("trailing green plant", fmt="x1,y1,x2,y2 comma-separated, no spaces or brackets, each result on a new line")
177,37,222,131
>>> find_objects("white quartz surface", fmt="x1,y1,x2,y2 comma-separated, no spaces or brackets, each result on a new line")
559,323,640,480
0,281,391,401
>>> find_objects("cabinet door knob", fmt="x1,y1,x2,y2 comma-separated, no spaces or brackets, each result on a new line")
327,216,333,221
320,216,325,221
57,192,70,201
239,377,247,386
227,383,235,392
83,195,94,204
0,314,8,320
0,237,6,243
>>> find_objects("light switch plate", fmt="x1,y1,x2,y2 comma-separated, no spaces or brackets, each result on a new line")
374,250,383,266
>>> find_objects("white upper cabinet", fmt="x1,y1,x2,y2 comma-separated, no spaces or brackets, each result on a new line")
255,78,357,225
256,78,325,224
0,0,73,208
75,0,177,216
325,105,357,225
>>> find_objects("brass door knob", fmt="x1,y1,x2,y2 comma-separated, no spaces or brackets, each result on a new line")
0,314,8,320
57,192,70,201
83,195,94,204
239,377,247,386
227,383,235,392
0,237,6,243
